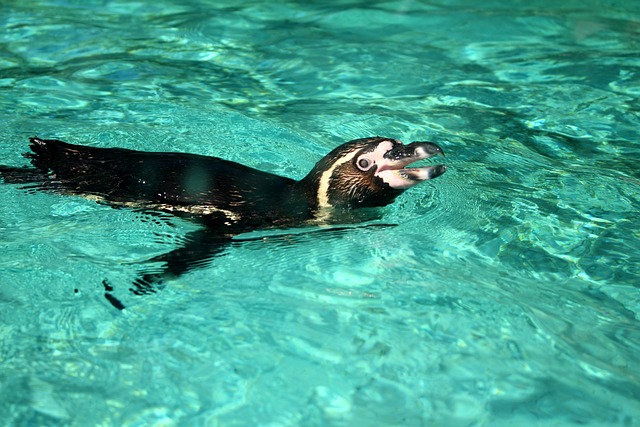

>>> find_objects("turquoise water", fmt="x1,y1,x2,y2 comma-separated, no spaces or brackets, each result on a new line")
1,0,639,425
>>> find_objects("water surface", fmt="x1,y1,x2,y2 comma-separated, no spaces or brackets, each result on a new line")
0,1,639,426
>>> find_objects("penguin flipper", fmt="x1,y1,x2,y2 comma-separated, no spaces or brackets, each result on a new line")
102,227,234,309
132,228,233,294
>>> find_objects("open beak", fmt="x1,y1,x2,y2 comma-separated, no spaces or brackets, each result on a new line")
375,141,446,189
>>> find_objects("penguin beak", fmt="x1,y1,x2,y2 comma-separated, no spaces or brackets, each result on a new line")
375,141,446,189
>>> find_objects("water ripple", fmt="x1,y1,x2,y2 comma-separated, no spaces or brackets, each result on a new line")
1,1,640,425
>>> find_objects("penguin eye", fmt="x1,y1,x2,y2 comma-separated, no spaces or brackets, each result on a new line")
356,157,373,171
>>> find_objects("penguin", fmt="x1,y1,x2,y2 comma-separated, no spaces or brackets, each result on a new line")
0,136,446,309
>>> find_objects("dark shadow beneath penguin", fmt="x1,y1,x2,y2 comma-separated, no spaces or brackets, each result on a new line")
0,136,446,309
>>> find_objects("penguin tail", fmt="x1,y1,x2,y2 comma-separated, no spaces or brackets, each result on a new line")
0,164,47,184
0,137,57,184
25,136,74,170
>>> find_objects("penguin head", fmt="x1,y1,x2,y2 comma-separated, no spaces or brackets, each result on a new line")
299,136,446,210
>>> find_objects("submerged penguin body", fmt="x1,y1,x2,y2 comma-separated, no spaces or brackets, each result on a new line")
0,136,446,308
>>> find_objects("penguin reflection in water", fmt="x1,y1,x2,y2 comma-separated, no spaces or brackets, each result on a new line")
0,136,446,309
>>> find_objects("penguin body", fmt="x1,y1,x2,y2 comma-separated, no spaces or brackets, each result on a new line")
0,136,446,308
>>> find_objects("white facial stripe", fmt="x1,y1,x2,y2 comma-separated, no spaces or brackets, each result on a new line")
377,169,416,189
371,140,394,161
377,167,437,189
358,140,394,168
316,150,360,209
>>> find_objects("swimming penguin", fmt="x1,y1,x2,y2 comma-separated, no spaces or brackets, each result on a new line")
0,136,446,308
